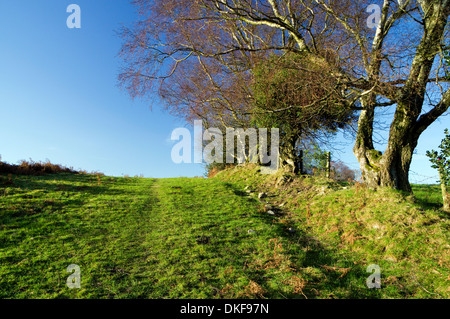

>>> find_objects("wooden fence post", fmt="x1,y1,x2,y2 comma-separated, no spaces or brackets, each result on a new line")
439,169,450,211
326,152,331,178
299,150,304,175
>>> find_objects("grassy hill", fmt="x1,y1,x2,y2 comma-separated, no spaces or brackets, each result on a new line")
0,165,449,299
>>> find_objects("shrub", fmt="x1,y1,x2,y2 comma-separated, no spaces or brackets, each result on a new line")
0,158,79,176
426,128,450,211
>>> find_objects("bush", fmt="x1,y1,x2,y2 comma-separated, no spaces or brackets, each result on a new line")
0,158,79,176
331,161,356,182
426,128,450,211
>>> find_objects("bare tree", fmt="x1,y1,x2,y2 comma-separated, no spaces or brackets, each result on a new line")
119,0,450,191
331,161,357,182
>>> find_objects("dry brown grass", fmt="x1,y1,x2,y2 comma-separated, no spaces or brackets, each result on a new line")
0,159,79,176
251,238,295,273
244,280,267,298
207,164,236,178
320,265,351,278
96,173,102,185
285,275,307,298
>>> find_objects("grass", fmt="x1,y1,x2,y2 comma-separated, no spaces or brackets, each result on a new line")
0,173,326,298
0,166,449,299
410,184,444,210
215,165,450,298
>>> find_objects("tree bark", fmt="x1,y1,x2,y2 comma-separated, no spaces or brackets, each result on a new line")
279,130,302,174
353,1,450,192
354,99,417,192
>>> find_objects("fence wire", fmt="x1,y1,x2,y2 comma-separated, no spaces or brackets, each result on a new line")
331,158,440,185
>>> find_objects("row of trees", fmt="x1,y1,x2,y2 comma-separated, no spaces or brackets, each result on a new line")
205,143,357,182
118,0,450,192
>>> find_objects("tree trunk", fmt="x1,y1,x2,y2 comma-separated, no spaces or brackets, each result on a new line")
353,1,450,193
355,145,415,192
354,100,417,192
279,131,302,174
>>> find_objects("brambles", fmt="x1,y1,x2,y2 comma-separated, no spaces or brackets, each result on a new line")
0,159,78,176
0,159,104,177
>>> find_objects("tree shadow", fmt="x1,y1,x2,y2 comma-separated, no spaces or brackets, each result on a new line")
0,174,144,230
0,173,128,197
222,182,383,299
411,184,450,219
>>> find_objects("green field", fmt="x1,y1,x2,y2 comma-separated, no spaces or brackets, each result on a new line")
0,168,449,299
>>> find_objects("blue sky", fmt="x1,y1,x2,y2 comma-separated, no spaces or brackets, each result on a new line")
0,1,447,183
0,0,205,178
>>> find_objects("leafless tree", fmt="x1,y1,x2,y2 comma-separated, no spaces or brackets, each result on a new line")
119,0,450,191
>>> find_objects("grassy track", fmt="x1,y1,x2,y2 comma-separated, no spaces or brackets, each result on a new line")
0,173,342,298
0,171,448,299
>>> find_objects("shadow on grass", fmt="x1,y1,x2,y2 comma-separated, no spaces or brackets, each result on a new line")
223,182,383,299
411,184,444,211
0,174,141,232
0,173,129,197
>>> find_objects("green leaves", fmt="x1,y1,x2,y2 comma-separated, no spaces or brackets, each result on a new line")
250,53,354,133
426,128,450,185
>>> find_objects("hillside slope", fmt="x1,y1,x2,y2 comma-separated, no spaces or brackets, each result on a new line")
214,164,450,298
0,169,449,298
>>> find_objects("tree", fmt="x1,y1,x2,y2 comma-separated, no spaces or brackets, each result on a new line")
331,161,357,182
426,129,450,211
119,0,450,192
251,52,356,173
302,143,329,175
